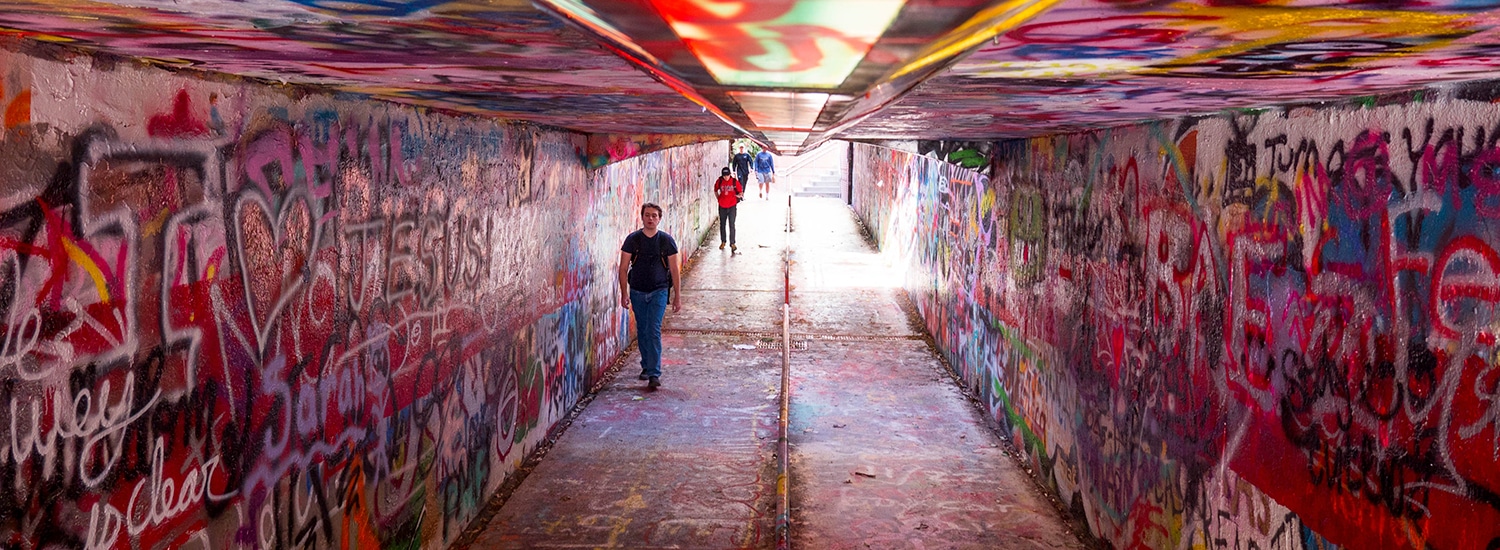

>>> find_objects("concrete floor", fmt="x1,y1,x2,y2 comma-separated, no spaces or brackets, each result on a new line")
455,194,1085,549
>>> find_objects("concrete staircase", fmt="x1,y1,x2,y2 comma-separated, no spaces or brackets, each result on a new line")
782,141,848,200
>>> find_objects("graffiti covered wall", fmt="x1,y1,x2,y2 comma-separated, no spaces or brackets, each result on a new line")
0,46,720,549
853,93,1500,549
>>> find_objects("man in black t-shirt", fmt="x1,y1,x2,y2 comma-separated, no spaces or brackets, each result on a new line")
618,202,681,389
731,145,753,188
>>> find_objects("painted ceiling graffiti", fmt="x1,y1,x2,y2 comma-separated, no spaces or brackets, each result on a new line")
850,1,1500,140
7,1,1500,147
647,0,904,88
0,0,732,136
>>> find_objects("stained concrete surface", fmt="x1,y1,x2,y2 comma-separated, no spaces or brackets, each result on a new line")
789,289,917,337
789,341,1078,549
463,330,783,549
786,198,1084,549
456,195,1083,549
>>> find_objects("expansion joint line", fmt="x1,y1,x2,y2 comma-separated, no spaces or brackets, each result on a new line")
663,328,923,344
661,328,782,338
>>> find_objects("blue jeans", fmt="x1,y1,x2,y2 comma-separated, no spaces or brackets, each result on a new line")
629,287,669,378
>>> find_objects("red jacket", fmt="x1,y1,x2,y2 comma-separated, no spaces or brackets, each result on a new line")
714,176,743,208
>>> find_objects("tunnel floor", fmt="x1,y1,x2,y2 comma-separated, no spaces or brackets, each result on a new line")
454,194,1086,549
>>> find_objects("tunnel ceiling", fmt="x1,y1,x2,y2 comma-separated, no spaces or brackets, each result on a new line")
4,1,1500,154
846,2,1500,141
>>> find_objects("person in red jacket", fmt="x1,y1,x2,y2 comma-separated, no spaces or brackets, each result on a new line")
714,166,744,252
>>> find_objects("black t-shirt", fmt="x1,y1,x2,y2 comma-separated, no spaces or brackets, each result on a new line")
621,230,678,292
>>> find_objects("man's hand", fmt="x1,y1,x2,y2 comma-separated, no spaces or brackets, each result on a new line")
618,251,633,310
672,298,682,313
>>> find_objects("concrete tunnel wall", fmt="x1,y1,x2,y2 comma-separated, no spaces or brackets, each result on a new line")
0,45,723,549
851,92,1500,549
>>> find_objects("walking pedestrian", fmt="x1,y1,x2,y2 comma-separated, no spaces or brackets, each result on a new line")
619,203,681,389
714,167,743,252
754,149,775,198
732,145,753,187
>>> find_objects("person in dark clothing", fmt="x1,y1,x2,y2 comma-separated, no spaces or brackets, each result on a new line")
619,203,681,389
714,166,744,252
731,145,753,187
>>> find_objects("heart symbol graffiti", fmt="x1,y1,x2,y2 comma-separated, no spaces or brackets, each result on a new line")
234,192,315,358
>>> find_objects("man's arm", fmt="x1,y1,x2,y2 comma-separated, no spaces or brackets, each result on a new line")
669,253,682,313
618,251,632,308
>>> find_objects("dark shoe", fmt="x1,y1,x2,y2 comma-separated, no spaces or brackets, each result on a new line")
638,372,649,380
719,243,725,250
731,244,738,252
647,376,661,389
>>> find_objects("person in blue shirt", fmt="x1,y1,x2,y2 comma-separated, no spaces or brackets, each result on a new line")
754,149,775,198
